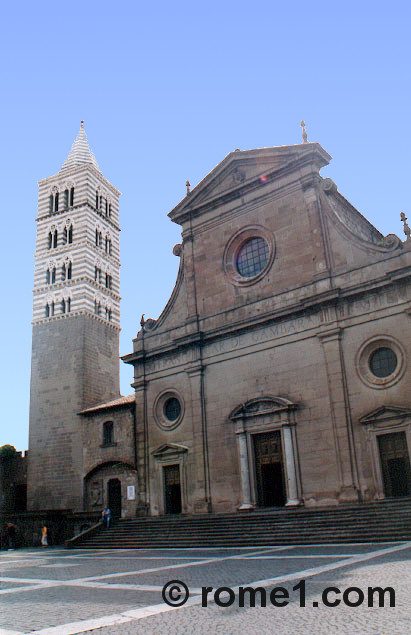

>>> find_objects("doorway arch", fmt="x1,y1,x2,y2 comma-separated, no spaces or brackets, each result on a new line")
83,461,137,518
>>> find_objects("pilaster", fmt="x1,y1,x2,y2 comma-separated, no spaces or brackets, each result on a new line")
318,327,360,502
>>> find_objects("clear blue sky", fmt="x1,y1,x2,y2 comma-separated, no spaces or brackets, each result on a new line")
1,1,410,450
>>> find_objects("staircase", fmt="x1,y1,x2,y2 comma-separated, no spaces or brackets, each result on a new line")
67,498,411,549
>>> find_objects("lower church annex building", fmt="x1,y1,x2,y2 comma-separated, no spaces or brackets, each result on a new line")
27,124,411,519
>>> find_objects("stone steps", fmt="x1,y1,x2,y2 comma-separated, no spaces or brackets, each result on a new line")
68,498,411,548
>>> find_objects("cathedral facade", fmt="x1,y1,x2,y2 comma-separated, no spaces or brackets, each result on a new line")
27,125,411,519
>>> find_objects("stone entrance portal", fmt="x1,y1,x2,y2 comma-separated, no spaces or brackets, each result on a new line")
229,396,301,510
163,464,182,514
254,431,286,507
378,432,411,498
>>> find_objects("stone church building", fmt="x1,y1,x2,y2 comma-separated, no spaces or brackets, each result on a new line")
26,123,411,520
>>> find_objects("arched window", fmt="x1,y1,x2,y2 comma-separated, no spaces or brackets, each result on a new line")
94,300,101,315
61,298,71,314
64,224,73,244
108,203,112,217
105,273,112,289
47,266,56,284
49,188,59,213
48,229,58,249
95,266,102,283
95,191,103,210
45,303,50,317
105,200,108,216
103,421,114,445
105,308,112,321
70,187,74,207
62,261,72,281
50,301,55,316
105,237,112,255
95,229,102,248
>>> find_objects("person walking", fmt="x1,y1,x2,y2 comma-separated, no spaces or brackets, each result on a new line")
101,508,111,528
41,525,48,547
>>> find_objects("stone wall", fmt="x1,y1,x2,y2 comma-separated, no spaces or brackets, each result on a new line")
27,315,120,512
0,511,100,548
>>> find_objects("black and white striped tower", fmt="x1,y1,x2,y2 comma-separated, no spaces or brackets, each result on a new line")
27,122,121,511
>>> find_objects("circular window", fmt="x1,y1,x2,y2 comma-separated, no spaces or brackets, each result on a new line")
164,397,181,422
223,226,274,286
154,390,184,430
369,347,398,378
356,336,405,389
236,237,269,278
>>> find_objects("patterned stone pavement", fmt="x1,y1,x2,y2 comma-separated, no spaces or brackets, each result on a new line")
0,542,410,634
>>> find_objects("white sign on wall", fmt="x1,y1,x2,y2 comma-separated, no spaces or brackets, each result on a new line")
127,485,136,500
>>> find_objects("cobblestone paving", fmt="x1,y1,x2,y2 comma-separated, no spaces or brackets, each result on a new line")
0,542,409,634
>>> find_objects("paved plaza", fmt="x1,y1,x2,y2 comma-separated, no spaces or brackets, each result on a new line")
0,542,410,634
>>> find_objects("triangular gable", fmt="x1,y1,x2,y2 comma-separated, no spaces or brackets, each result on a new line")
188,156,287,208
359,405,411,425
168,143,331,224
152,443,189,457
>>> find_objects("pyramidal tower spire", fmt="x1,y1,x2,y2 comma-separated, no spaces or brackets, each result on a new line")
59,120,101,174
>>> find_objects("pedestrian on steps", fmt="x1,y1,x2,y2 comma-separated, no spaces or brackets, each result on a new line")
41,524,48,547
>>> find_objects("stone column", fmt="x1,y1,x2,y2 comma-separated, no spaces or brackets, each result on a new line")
282,425,300,506
236,430,254,510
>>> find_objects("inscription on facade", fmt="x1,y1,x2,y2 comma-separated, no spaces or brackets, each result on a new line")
207,311,319,358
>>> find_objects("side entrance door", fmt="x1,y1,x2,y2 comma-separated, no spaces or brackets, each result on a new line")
378,432,411,497
254,431,286,507
164,464,182,514
108,478,122,519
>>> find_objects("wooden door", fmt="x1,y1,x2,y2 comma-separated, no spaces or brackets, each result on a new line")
164,465,182,514
108,478,122,518
378,432,411,497
254,432,285,507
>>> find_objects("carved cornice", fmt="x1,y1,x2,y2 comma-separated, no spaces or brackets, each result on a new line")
359,405,411,425
229,396,298,421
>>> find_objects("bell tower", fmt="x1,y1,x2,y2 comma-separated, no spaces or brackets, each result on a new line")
27,122,121,511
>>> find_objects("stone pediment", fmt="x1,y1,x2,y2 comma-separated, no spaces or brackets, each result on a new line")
152,443,189,457
187,157,285,207
230,396,297,421
168,144,331,224
359,406,411,425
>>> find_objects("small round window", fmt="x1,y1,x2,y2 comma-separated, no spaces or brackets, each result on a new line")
369,347,397,378
164,397,181,422
236,237,269,278
356,336,405,389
